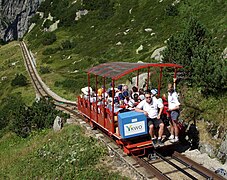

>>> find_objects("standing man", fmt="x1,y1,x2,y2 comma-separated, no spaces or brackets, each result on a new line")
167,80,180,143
135,91,164,147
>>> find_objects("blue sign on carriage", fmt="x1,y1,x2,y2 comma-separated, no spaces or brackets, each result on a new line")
118,111,147,139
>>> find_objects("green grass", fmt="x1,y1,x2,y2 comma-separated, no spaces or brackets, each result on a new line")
0,125,127,179
0,42,35,105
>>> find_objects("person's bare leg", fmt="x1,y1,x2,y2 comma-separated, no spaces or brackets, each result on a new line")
149,124,154,138
172,120,179,141
169,120,174,139
158,123,164,138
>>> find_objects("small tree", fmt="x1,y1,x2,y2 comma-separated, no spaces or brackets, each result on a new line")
162,17,227,94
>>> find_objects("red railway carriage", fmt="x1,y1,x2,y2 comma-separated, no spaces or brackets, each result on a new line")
77,62,184,155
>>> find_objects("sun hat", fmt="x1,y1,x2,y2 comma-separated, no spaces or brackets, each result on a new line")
81,87,92,95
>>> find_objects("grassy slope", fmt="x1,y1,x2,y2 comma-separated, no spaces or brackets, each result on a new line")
0,125,127,179
25,0,227,97
0,41,35,105
23,0,227,142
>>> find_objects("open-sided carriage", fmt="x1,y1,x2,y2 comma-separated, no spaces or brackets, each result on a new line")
77,62,185,155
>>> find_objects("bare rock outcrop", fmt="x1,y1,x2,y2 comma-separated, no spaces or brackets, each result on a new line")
0,0,41,42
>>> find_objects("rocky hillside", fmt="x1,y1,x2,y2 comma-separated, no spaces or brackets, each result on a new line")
0,0,41,42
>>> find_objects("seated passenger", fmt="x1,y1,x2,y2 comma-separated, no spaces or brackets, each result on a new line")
81,87,96,103
97,86,104,100
106,90,123,113
131,86,139,98
128,93,139,108
138,88,145,100
122,85,129,97
115,84,125,105
123,96,130,107
135,91,164,148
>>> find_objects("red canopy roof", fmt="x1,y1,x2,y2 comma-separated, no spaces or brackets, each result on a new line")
87,62,182,80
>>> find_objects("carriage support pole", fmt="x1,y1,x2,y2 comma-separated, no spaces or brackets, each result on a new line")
158,67,163,97
88,73,91,120
111,80,115,133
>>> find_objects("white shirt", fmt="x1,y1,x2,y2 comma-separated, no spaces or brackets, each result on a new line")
168,92,180,110
136,97,164,119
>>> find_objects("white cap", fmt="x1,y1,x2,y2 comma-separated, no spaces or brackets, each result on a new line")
151,89,158,95
139,94,145,100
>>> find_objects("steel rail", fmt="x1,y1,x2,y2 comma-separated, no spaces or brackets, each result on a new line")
154,151,198,180
20,42,47,97
134,156,171,179
172,151,225,180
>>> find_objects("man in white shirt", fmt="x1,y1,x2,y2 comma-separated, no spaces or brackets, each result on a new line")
167,83,180,143
135,91,164,147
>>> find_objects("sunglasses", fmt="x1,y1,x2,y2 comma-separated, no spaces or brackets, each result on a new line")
145,96,151,99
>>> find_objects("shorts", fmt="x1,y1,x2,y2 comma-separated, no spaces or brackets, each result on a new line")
170,110,180,121
147,118,163,129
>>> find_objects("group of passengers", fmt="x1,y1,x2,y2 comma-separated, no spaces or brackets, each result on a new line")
81,80,181,148
135,83,180,148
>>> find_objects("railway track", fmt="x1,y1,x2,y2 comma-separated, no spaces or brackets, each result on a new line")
20,41,225,180
134,150,225,179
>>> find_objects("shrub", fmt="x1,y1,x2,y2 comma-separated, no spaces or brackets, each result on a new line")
32,98,69,130
82,0,115,19
54,76,88,93
43,19,52,29
40,66,51,74
6,97,69,137
41,32,57,46
0,94,32,137
38,0,52,18
42,47,59,55
30,14,41,24
10,105,33,138
11,74,28,87
61,40,76,50
165,4,179,16
98,1,115,20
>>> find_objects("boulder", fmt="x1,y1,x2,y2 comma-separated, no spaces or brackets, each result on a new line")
218,133,227,163
199,142,217,158
53,116,62,131
150,46,166,62
222,47,227,59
